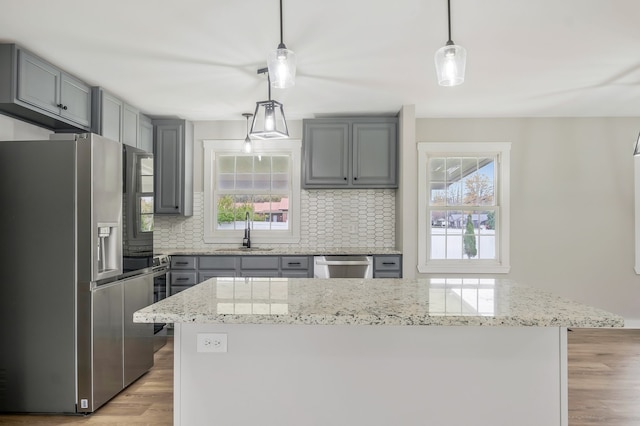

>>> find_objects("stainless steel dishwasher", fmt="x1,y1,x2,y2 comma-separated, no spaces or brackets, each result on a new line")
313,255,373,278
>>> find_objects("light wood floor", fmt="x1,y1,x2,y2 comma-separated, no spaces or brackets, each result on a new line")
0,329,639,425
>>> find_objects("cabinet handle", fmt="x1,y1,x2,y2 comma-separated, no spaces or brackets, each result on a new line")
382,262,396,265
287,262,301,265
343,177,347,180
57,103,68,110
354,177,358,180
176,277,190,281
175,261,189,265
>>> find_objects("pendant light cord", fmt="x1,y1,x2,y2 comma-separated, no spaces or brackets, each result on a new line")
280,0,284,45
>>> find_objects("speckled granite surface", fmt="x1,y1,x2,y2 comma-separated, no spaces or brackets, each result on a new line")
134,277,624,327
157,247,402,255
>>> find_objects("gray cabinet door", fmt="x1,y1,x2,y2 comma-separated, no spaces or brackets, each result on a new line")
154,122,184,214
122,104,139,147
17,49,59,115
59,72,91,127
303,121,349,187
154,119,193,216
100,91,123,142
352,122,397,187
139,115,153,153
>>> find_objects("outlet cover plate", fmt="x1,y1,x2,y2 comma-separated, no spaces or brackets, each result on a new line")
197,333,228,353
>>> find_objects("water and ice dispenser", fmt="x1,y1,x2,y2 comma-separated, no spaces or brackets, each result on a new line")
95,223,120,279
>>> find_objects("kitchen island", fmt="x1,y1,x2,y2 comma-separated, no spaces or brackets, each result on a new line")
134,277,623,426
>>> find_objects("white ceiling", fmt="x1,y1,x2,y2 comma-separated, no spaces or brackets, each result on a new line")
2,0,640,121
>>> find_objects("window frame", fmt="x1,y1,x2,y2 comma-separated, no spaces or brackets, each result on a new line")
417,142,511,274
203,139,301,244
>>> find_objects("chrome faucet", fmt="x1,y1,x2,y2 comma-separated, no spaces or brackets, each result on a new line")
242,211,251,248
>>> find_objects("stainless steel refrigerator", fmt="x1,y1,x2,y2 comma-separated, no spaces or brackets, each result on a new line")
0,133,153,414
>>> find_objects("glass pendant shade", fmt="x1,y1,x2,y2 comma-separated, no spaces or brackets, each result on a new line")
435,43,466,87
268,44,296,89
243,135,253,153
250,100,289,139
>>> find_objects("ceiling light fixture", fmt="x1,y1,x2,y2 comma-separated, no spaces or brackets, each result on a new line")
267,0,296,89
242,113,254,153
250,67,289,139
434,0,466,87
634,131,640,156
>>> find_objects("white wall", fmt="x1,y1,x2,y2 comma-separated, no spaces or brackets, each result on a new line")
405,117,640,321
0,115,52,140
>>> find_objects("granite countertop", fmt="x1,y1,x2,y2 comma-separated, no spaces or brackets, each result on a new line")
157,247,402,256
134,277,624,328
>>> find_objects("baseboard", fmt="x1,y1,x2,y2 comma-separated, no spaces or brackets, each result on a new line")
624,318,640,328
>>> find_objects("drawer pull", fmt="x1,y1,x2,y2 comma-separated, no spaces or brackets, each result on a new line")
382,262,396,265
287,262,301,265
175,261,189,265
176,277,190,281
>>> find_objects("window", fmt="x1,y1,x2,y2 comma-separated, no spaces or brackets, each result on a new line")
418,142,510,273
137,156,154,233
203,140,301,244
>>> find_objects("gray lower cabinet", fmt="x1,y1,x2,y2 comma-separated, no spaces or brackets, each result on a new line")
154,119,194,216
373,255,402,278
0,43,92,130
168,255,314,294
302,117,398,188
122,273,154,387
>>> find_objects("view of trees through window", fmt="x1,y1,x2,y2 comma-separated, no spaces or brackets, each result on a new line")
428,156,497,260
214,153,291,231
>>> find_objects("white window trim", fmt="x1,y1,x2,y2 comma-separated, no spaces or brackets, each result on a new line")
417,142,511,274
203,139,301,245
634,155,640,274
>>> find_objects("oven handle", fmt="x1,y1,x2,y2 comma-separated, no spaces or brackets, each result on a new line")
315,260,372,266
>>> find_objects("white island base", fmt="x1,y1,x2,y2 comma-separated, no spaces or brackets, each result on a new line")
174,323,567,426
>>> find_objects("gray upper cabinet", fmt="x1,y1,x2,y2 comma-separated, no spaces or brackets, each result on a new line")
138,114,153,153
0,44,92,130
122,104,139,147
302,117,398,189
92,87,148,150
153,119,193,216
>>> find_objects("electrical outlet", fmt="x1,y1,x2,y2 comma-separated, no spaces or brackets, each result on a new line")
197,333,228,353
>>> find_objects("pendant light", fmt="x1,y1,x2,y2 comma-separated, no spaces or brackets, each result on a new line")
250,67,289,139
242,113,253,153
434,0,466,87
267,0,296,89
634,131,640,156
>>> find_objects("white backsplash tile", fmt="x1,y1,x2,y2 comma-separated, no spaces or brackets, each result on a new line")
154,190,395,250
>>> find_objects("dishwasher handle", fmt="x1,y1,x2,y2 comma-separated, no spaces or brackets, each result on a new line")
315,260,372,266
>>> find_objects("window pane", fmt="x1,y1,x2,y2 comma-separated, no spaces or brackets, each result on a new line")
218,173,235,190
237,156,253,173
429,158,446,182
140,176,153,193
446,235,463,259
272,156,289,173
217,194,253,230
254,156,271,173
254,173,271,190
218,156,235,174
272,173,289,191
140,214,153,232
252,196,289,231
431,235,446,259
236,173,253,190
430,183,446,206
140,157,153,175
140,196,153,213
431,210,447,229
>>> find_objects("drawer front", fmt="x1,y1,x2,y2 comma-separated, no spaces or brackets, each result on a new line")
374,271,402,278
198,256,238,270
281,270,312,278
240,256,279,270
199,271,237,282
170,271,197,285
170,256,197,270
374,255,401,271
239,270,280,277
281,256,309,270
